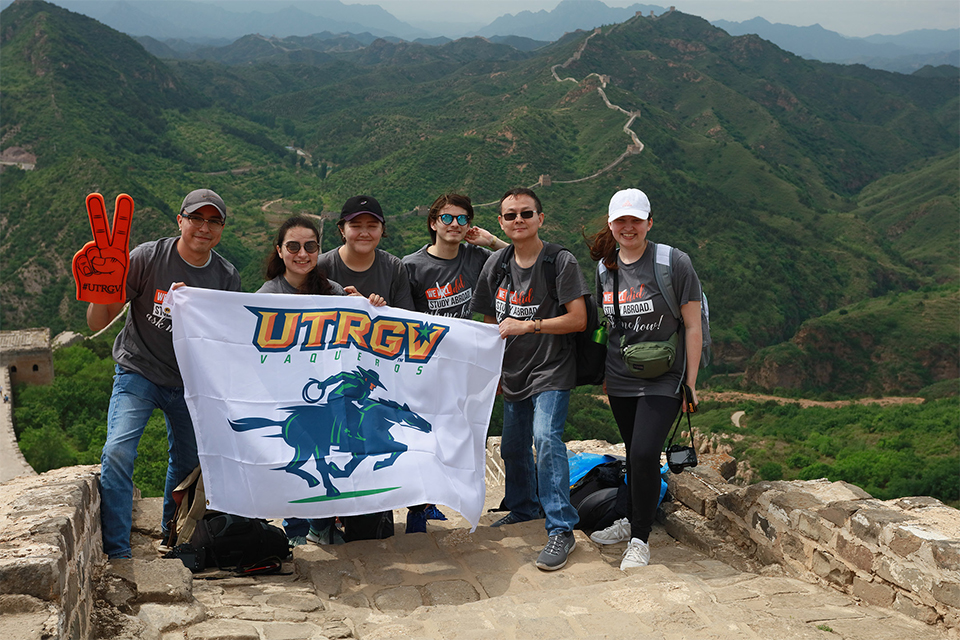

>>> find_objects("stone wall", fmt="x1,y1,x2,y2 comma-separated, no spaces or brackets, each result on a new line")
662,458,960,630
0,364,36,483
0,466,105,640
2,452,958,638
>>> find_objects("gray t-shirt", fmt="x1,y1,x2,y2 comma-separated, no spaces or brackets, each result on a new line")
316,248,415,311
597,243,701,398
256,275,346,296
114,237,241,388
402,244,492,317
472,245,589,402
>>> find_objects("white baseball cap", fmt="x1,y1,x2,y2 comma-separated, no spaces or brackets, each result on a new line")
608,188,651,223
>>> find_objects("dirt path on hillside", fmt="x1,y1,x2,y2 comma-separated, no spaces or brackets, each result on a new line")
592,391,923,409
697,391,924,408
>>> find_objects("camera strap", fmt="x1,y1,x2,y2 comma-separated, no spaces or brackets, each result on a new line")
665,384,695,451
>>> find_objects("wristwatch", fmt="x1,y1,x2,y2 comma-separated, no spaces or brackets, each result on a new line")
533,317,542,333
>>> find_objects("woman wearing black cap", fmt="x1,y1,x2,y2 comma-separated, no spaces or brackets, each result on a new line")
315,195,415,310
314,195,420,538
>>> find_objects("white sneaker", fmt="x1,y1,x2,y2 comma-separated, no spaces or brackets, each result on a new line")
590,518,631,545
620,538,650,570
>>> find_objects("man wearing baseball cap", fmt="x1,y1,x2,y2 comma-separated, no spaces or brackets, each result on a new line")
87,188,241,559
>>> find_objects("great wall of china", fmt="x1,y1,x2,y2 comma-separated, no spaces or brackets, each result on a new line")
1,420,958,639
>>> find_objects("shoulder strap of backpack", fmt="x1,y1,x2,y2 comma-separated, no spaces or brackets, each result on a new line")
612,266,623,329
493,245,516,322
653,242,681,320
540,242,565,304
169,465,206,547
494,244,515,287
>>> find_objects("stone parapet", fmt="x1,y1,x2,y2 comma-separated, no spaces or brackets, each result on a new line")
0,364,35,483
0,466,105,640
2,452,957,638
663,462,960,630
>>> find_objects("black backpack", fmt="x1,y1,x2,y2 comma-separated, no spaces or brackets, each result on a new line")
494,242,606,387
164,468,290,574
186,512,290,574
569,459,628,531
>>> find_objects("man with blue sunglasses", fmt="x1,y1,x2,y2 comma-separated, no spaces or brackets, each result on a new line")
402,193,507,319
400,193,507,533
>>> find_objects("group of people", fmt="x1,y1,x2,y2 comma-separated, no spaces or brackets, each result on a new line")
88,184,702,574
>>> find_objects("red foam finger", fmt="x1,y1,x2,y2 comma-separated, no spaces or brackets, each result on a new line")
74,192,133,304
85,193,111,249
110,193,134,252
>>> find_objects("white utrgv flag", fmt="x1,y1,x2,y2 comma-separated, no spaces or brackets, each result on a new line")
167,287,504,530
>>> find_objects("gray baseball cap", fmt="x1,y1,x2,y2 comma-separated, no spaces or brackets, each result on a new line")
181,189,226,220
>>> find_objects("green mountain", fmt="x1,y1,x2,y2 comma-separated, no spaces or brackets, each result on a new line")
743,285,959,395
1,1,957,396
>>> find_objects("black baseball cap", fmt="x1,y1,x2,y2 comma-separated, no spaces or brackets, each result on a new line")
340,195,384,223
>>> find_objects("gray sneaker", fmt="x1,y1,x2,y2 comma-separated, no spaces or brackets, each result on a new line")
590,517,631,545
535,531,576,571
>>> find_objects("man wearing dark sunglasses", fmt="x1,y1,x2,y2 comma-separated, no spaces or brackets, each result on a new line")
402,193,507,319
471,187,589,572
85,188,241,559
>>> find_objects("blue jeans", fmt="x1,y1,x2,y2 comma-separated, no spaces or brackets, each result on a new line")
100,366,198,558
501,389,578,536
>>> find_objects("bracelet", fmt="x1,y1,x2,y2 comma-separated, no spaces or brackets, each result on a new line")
489,237,497,249
533,318,542,333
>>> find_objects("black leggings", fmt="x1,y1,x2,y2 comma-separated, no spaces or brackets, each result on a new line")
608,394,681,543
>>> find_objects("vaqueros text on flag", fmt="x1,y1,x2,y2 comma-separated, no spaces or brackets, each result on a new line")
168,287,504,530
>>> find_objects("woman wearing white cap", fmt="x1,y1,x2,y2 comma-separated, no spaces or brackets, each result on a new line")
586,188,703,570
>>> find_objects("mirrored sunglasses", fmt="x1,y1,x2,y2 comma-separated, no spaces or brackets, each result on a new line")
283,240,319,253
501,210,537,221
439,213,470,226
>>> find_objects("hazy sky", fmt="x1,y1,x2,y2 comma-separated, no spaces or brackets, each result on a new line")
357,0,960,38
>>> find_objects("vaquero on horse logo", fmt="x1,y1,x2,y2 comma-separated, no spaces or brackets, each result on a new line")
229,368,432,500
246,305,449,362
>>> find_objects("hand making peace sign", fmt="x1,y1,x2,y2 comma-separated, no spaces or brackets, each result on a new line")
72,193,134,304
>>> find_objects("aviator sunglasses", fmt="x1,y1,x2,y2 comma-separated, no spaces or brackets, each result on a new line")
501,210,537,221
282,240,320,253
438,213,470,226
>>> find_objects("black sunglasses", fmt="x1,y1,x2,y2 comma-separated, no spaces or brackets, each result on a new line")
282,240,319,254
501,210,537,221
438,213,470,225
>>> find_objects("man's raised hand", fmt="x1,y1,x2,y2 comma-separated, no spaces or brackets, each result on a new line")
72,193,133,304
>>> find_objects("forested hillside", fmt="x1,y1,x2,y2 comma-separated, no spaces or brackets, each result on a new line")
1,0,957,395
